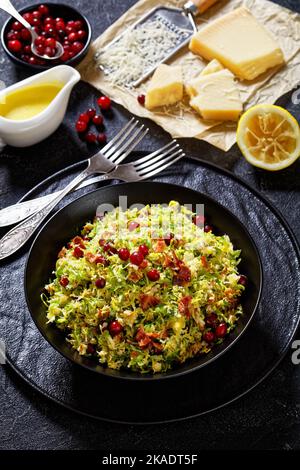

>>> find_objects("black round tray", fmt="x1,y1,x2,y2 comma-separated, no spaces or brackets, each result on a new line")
1,157,299,424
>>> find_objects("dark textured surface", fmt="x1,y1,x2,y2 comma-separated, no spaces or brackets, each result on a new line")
0,0,300,450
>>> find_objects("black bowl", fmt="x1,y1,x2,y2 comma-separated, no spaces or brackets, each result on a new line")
25,182,263,380
1,2,92,71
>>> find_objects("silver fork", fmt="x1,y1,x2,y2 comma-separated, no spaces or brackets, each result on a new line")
0,118,147,228
0,142,184,260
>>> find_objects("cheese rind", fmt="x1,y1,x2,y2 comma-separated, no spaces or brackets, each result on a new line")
189,70,243,121
145,64,183,110
189,7,285,81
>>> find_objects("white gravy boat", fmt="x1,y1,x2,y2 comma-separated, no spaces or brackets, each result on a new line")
0,65,80,147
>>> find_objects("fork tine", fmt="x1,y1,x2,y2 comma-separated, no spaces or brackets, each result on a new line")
113,127,149,165
101,118,135,155
137,149,184,176
109,124,148,163
138,154,184,180
131,141,177,165
133,143,180,171
102,119,139,161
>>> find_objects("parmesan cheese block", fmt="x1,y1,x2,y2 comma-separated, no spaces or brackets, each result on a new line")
189,7,285,81
145,64,183,110
189,70,243,121
200,59,224,76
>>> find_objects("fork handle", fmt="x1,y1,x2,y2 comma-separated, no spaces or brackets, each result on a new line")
0,166,92,260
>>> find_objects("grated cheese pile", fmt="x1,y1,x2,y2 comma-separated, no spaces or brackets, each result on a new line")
95,16,189,88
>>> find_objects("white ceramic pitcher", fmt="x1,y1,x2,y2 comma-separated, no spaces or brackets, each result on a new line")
0,65,80,147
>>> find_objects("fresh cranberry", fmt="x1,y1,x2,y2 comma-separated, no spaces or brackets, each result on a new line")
92,114,103,126
137,94,145,105
6,31,17,40
79,112,90,124
193,214,206,226
20,28,32,41
67,20,76,28
95,277,106,288
34,36,45,47
23,12,33,24
44,46,55,57
130,251,144,266
204,224,213,233
97,133,107,145
215,323,228,338
97,95,111,110
74,20,84,30
55,17,64,23
206,313,218,328
44,37,56,48
24,45,32,54
147,269,160,281
59,276,69,287
68,32,78,42
57,29,66,39
20,54,30,62
84,132,97,143
32,18,41,28
12,21,23,31
77,29,87,40
38,4,50,16
7,40,22,53
128,221,140,232
238,275,248,286
32,10,41,19
94,255,109,266
36,44,45,55
75,120,87,133
103,243,117,255
203,331,215,343
44,16,54,24
73,246,84,258
72,41,84,54
86,344,95,354
65,25,74,35
87,108,96,119
61,51,70,62
44,23,54,33
109,320,123,336
118,248,130,261
138,244,149,256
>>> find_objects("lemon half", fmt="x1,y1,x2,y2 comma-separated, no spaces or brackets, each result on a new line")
237,105,300,171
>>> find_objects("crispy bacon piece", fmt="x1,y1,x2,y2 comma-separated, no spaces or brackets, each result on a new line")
140,294,160,311
72,236,85,249
154,239,167,253
128,270,144,283
85,252,109,266
178,295,192,318
173,265,191,286
135,327,163,352
201,255,208,268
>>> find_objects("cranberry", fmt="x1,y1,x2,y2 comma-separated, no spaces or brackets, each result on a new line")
57,29,66,39
20,28,32,41
23,12,33,24
138,244,149,256
204,224,213,233
68,32,78,42
32,18,41,28
215,323,228,338
73,246,84,258
95,277,106,288
7,40,22,53
97,95,111,110
76,120,87,133
87,108,96,119
137,94,145,105
24,45,32,54
55,17,64,23
65,25,74,35
44,16,54,24
118,248,130,261
32,10,41,19
84,132,97,144
238,275,248,286
61,51,70,62
20,54,30,62
109,320,123,336
103,243,117,255
79,113,90,124
130,251,144,266
72,41,84,54
94,255,109,266
147,269,160,281
77,29,87,40
193,214,206,226
34,36,45,47
203,331,215,343
44,37,56,48
97,133,107,145
36,44,45,55
59,276,69,287
44,23,54,33
74,20,84,30
6,31,17,40
164,233,174,246
38,4,50,16
12,21,23,31
206,313,218,328
67,20,76,28
128,221,140,232
44,46,55,57
86,344,95,354
92,115,102,127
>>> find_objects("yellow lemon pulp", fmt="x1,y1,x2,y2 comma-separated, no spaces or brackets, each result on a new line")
237,104,300,171
0,82,64,121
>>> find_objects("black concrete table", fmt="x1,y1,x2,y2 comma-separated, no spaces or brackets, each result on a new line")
0,0,300,451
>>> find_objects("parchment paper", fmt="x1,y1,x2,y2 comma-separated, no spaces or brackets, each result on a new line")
78,0,300,151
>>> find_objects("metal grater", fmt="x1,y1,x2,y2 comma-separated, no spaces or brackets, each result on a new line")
95,1,220,88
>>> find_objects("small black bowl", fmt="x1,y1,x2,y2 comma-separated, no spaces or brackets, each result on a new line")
25,182,263,381
1,2,92,71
